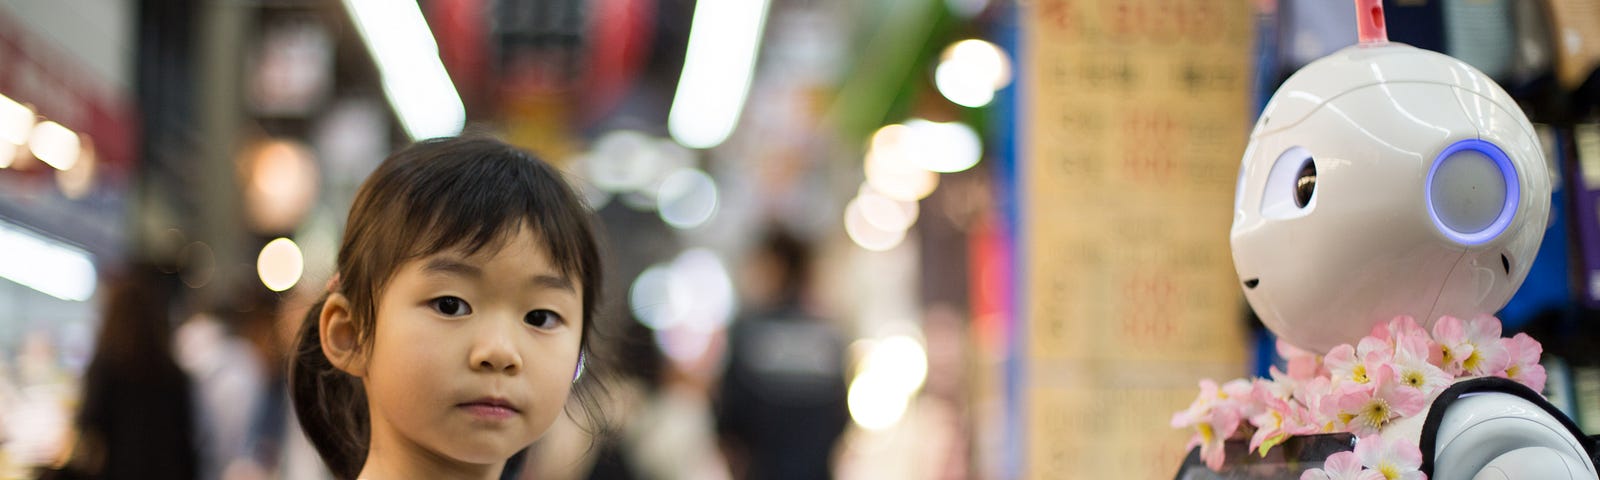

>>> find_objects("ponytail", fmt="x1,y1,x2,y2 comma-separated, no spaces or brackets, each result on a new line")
289,293,369,480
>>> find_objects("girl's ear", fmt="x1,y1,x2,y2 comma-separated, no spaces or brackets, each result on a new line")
319,292,367,377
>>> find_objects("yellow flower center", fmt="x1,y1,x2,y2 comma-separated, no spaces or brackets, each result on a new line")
1463,350,1482,371
1198,423,1215,443
1441,346,1455,364
1402,370,1425,388
1358,399,1391,430
1352,364,1370,384
1378,462,1401,480
1506,364,1520,379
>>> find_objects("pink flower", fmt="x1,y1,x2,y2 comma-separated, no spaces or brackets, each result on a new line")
1295,376,1340,432
1280,339,1327,381
1265,367,1299,398
1301,451,1383,480
1498,333,1546,393
1354,434,1426,480
1195,407,1241,470
1390,331,1452,398
1249,379,1293,453
1250,398,1320,455
1357,336,1395,363
1172,379,1248,470
1172,380,1218,428
1370,316,1427,345
1222,378,1262,418
1432,315,1509,376
1326,343,1384,386
1330,365,1426,436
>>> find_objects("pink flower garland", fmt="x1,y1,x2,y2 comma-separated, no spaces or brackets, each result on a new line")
1171,315,1546,476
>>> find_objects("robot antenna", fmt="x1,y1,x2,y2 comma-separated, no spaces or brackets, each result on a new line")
1355,0,1388,45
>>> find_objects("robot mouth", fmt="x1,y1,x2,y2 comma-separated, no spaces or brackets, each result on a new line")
1243,278,1260,289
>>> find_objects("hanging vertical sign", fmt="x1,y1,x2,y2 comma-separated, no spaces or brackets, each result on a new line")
1020,1,1251,478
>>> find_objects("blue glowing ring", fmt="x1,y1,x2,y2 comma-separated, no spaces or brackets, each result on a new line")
1425,139,1519,246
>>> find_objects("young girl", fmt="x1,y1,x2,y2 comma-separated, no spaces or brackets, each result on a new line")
290,136,605,480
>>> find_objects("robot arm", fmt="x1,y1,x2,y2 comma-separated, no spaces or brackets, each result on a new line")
1474,446,1591,480
1422,378,1599,480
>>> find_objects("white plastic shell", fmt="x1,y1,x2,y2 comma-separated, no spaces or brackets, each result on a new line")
1233,43,1551,353
1430,392,1598,480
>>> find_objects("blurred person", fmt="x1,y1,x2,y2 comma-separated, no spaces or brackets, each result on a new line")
612,350,731,480
231,281,295,479
288,137,608,480
580,323,731,480
45,263,198,480
715,228,849,480
176,281,293,480
176,311,263,480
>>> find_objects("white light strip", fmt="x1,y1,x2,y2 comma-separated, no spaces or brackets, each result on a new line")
0,220,96,301
0,93,36,145
341,0,465,140
666,0,772,149
29,120,80,171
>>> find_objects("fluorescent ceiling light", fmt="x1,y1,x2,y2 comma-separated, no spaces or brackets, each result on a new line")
341,0,465,140
0,220,96,301
667,0,772,149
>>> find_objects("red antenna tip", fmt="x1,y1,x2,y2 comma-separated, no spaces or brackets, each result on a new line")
1355,0,1389,45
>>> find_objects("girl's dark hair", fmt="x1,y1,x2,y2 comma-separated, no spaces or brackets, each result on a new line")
289,136,606,480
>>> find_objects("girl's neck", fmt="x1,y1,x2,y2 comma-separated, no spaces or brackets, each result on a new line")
360,419,504,480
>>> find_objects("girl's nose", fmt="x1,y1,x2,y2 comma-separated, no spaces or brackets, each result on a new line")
468,324,522,375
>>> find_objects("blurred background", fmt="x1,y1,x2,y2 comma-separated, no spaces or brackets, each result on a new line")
1,0,1600,479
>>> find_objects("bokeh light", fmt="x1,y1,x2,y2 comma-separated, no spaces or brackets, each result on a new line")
864,124,938,202
629,248,737,333
934,39,1011,108
845,195,907,252
243,139,319,233
0,94,34,146
28,121,80,171
847,370,910,431
658,168,720,229
855,185,919,232
55,142,96,199
864,335,928,394
0,142,16,169
905,119,982,173
256,237,304,292
846,335,929,431
629,263,683,330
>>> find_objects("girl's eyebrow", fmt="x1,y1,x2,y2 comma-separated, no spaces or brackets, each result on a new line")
426,256,575,293
423,257,481,278
531,274,575,293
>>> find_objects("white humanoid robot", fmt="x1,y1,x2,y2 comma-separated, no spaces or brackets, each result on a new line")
1230,1,1597,478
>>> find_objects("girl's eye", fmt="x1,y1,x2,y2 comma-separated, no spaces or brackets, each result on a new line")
430,296,472,317
524,310,563,329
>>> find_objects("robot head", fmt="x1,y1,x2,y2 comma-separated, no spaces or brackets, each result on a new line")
1232,42,1551,353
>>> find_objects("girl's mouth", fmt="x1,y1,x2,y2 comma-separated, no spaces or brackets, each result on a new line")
459,397,520,420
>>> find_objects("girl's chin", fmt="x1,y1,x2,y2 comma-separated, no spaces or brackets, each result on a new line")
436,440,530,465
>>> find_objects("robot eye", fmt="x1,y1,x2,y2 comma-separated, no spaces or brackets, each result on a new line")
1260,146,1316,218
1294,159,1316,209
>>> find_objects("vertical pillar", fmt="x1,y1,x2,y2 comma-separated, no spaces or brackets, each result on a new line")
195,0,250,303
